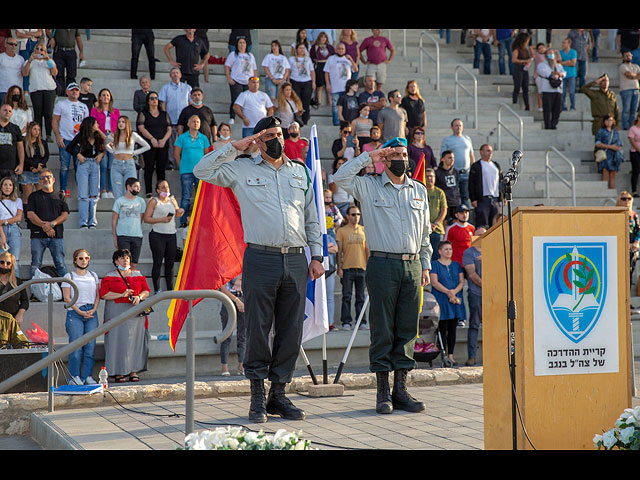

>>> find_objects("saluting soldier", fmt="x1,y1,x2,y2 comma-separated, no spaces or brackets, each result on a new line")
333,137,432,414
193,116,324,423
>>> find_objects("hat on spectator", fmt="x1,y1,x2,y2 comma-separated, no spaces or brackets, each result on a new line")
381,137,408,149
456,204,470,213
66,82,80,91
253,116,282,135
288,121,300,130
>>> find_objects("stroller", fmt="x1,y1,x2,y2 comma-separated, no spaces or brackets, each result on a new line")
414,291,454,368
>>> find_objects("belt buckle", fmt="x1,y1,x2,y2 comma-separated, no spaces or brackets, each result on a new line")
280,247,290,254
401,254,410,261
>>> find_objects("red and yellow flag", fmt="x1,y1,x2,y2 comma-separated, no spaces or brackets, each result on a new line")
414,152,426,184
167,178,246,351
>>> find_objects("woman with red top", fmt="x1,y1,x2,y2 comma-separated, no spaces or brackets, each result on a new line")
91,88,120,199
100,248,151,383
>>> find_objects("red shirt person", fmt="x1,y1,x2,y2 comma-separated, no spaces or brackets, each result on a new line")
444,205,475,265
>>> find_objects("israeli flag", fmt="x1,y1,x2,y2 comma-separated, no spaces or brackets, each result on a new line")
302,124,329,344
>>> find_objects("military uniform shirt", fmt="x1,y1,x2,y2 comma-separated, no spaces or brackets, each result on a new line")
332,151,433,270
193,142,323,257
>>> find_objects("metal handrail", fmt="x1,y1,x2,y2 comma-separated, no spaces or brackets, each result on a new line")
0,289,236,435
419,31,440,90
497,104,524,152
545,146,576,206
454,64,478,128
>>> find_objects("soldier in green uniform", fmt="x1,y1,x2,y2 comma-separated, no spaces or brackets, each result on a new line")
0,311,30,348
581,74,621,136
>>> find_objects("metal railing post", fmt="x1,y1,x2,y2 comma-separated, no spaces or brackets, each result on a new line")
497,104,524,152
545,146,576,206
454,65,479,128
186,299,194,435
419,31,440,91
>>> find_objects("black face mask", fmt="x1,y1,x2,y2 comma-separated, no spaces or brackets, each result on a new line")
289,132,299,138
0,267,11,275
130,190,140,196
74,264,88,270
264,137,284,159
388,159,408,177
11,94,20,103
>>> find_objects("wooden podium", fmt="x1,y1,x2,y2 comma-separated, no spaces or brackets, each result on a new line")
482,207,633,450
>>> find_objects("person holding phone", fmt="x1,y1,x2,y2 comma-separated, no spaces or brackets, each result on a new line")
143,179,184,294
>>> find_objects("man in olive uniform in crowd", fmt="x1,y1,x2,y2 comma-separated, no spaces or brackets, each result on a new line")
193,116,324,423
581,73,621,136
0,311,30,348
333,137,432,414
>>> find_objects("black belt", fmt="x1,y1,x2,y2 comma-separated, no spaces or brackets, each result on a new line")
58,47,76,51
483,195,498,199
370,251,419,261
247,243,304,254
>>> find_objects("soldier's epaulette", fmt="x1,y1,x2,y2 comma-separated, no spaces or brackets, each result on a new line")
410,177,426,188
236,154,252,158
289,159,311,193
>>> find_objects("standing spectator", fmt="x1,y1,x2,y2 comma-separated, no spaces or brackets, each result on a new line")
262,40,291,103
132,76,151,114
469,144,502,227
0,38,25,103
308,29,336,45
0,252,27,323
324,189,342,330
616,29,640,66
65,117,104,229
559,37,577,111
275,82,304,136
158,67,191,169
358,75,386,125
591,29,600,62
336,205,369,331
472,29,494,74
196,29,209,82
377,90,408,142
444,204,475,268
0,104,24,179
536,51,566,130
567,29,591,90
137,91,172,197
21,121,48,204
595,114,624,190
177,87,217,143
22,42,57,142
143,179,184,294
325,42,357,126
581,74,621,136
331,123,360,162
619,51,640,130
339,29,360,80
309,32,334,108
63,249,100,386
0,177,23,269
407,126,436,176
440,118,475,208
163,29,209,89
511,31,533,111
533,42,548,111
440,29,451,44
290,29,310,57
429,240,465,366
24,169,69,278
288,43,315,126
106,116,150,199
233,76,274,138
3,85,32,136
495,29,515,75
328,156,355,217
100,248,151,383
46,29,83,95
15,29,43,92
213,122,233,150
283,122,308,161
362,125,384,172
401,80,427,132
130,29,156,80
78,77,97,112
227,30,252,53
224,38,256,125
218,275,247,376
629,114,640,197
174,115,210,228
359,29,395,90
424,168,447,262
91,88,120,199
435,150,461,220
350,104,373,147
111,178,146,268
462,226,486,366
337,79,361,124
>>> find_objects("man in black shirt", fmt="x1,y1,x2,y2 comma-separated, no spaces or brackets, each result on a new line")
25,169,69,278
0,104,24,180
163,29,209,88
176,88,217,143
46,29,84,95
435,149,461,221
617,29,640,66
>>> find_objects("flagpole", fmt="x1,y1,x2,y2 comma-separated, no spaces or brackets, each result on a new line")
322,334,328,384
299,346,319,385
334,295,369,384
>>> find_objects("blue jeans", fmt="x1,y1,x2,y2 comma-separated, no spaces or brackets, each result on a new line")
110,158,137,199
100,151,114,193
439,29,451,44
591,29,600,62
577,59,587,90
458,170,470,208
474,41,491,74
467,291,482,359
498,37,514,75
562,76,577,110
331,91,343,126
2,224,21,270
76,157,100,227
429,232,443,262
265,77,280,100
631,48,640,68
59,139,78,192
325,270,335,326
621,89,639,130
341,268,366,325
65,304,98,380
180,173,198,227
242,127,253,138
30,237,67,279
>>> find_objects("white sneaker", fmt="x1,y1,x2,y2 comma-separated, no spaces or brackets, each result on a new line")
69,376,84,385
107,192,115,199
84,376,97,385
101,192,109,199
229,118,235,125
342,324,352,331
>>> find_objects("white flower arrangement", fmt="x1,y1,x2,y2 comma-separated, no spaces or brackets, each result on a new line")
593,406,640,450
183,426,314,450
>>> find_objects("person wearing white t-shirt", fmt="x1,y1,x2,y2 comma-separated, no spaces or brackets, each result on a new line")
324,43,358,126
224,38,257,125
0,37,26,103
289,43,316,126
262,40,291,102
233,76,275,137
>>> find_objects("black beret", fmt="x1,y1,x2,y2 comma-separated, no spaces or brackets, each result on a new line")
253,115,282,135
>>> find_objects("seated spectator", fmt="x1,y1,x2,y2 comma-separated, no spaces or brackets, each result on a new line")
111,177,146,269
328,156,354,217
106,116,151,199
331,121,360,161
407,126,436,176
275,82,303,137
100,248,151,383
143,180,184,294
362,125,384,172
21,122,48,205
401,80,427,131
337,79,360,124
22,42,57,142
0,176,23,269
0,311,29,349
218,275,247,376
3,85,32,136
213,122,233,150
283,122,308,161
350,104,373,148
0,252,28,325
78,77,97,112
63,248,100,385
133,76,151,114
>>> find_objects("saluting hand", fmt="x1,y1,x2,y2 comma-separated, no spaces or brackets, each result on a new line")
368,146,397,164
231,129,266,152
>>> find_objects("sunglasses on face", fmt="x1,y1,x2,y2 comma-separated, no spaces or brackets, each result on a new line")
350,213,361,216
621,197,632,201
6,42,17,47
0,260,12,266
76,257,90,261
39,175,53,180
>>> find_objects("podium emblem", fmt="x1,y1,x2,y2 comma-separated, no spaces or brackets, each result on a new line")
543,242,606,344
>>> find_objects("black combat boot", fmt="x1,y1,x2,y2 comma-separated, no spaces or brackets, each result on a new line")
375,371,393,414
266,382,306,420
248,379,268,423
392,369,426,413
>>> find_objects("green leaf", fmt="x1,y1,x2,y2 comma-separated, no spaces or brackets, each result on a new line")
573,280,586,289
585,287,596,295
573,268,586,279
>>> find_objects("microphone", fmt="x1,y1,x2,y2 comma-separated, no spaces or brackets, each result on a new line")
511,150,523,169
